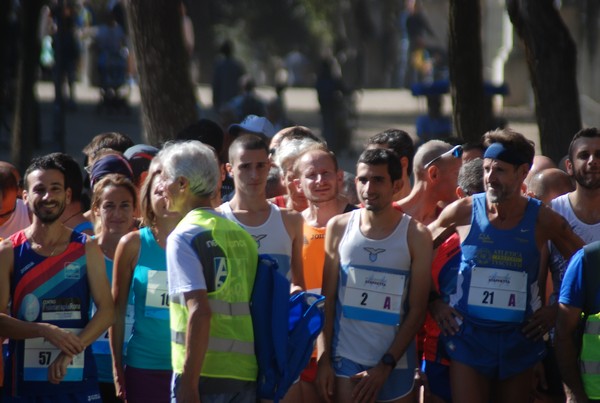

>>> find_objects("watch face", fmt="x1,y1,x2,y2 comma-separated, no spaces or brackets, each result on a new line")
382,353,396,366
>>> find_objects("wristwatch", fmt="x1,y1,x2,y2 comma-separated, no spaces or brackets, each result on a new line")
380,353,397,368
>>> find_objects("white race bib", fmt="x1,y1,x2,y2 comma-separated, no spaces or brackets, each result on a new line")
145,270,170,311
24,328,84,381
467,267,527,323
342,267,406,326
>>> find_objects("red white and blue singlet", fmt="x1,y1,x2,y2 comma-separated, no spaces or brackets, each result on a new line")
5,230,98,397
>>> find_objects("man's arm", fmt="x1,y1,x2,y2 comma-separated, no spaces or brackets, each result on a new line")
538,206,584,260
556,303,587,402
316,213,350,403
284,211,306,291
428,197,472,243
177,289,211,403
351,219,432,403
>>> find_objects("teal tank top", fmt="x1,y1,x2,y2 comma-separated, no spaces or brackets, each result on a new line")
125,226,172,370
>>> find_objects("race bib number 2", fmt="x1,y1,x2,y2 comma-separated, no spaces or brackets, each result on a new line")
23,328,84,381
467,267,527,323
342,267,406,326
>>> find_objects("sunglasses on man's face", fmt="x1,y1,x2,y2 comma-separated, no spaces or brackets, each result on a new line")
423,145,463,169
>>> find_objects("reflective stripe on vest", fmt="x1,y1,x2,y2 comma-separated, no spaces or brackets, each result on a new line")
581,313,600,399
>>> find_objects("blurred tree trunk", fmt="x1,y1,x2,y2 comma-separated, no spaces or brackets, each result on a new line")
448,0,490,142
127,0,197,145
187,0,216,84
507,0,581,163
11,0,43,172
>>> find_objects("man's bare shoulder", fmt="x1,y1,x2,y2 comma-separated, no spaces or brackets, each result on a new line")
0,237,13,251
326,210,353,233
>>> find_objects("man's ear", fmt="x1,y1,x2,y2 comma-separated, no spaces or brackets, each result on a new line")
178,176,189,191
65,188,72,206
456,186,465,199
565,158,574,176
427,165,439,182
392,178,403,195
400,156,409,173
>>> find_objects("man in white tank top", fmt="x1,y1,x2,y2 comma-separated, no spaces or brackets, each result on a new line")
218,134,305,291
548,128,600,401
317,148,432,403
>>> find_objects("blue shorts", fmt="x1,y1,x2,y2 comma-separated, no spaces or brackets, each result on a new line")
421,360,452,403
442,320,546,380
333,356,414,402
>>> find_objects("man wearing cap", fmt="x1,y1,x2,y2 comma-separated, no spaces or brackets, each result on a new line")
396,140,462,225
228,114,277,144
429,128,584,402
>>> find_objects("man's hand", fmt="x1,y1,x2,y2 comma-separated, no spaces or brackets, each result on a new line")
176,375,201,403
350,364,392,403
523,305,557,340
48,352,73,384
39,324,84,356
316,358,336,403
429,299,463,336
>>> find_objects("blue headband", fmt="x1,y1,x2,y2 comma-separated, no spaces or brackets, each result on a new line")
483,142,529,166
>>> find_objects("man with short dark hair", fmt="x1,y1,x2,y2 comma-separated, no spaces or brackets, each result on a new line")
548,127,600,402
367,129,415,201
429,128,584,403
0,154,113,401
219,134,305,291
317,148,432,403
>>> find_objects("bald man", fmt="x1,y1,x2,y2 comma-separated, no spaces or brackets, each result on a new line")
526,168,574,205
396,140,462,225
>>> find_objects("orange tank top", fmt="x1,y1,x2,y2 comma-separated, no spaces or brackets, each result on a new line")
302,223,326,294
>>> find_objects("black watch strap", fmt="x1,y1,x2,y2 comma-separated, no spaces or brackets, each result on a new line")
380,353,397,368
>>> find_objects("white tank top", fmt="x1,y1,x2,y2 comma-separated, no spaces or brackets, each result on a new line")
220,202,292,279
0,199,30,240
549,193,600,303
334,209,411,367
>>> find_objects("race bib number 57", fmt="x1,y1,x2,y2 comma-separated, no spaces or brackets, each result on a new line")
24,328,84,381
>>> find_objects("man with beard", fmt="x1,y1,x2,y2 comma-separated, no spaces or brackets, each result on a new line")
548,128,600,301
289,146,357,401
0,153,113,401
428,128,583,403
542,128,600,401
317,148,432,403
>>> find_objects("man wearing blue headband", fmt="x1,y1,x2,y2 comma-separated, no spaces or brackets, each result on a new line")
429,128,584,403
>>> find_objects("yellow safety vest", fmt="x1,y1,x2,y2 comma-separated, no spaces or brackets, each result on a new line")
581,312,600,399
170,209,258,381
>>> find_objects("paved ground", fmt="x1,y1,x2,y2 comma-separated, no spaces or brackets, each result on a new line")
0,81,539,172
